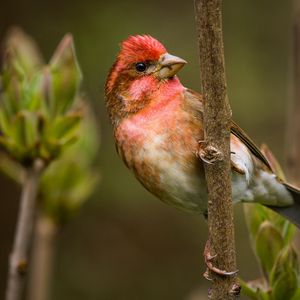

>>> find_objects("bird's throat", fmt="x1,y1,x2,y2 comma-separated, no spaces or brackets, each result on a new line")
127,76,184,111
106,75,184,126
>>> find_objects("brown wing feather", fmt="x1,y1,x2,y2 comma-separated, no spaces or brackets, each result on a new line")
185,88,272,171
230,121,272,171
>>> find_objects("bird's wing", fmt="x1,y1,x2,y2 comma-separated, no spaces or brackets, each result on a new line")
186,89,272,171
184,88,272,171
230,121,272,171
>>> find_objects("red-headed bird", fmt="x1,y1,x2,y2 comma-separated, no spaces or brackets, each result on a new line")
105,35,300,227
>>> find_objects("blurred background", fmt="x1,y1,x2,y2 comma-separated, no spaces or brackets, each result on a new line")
0,0,294,299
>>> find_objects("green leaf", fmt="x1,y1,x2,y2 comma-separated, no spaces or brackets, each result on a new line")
48,113,82,140
40,139,62,160
4,27,43,76
272,268,298,300
239,278,261,300
1,74,22,114
255,221,284,277
12,112,27,147
256,288,271,300
0,153,23,184
40,154,99,224
38,107,99,224
244,204,269,242
0,109,11,136
239,277,272,300
291,288,300,300
65,105,100,165
270,245,299,286
282,221,296,244
49,34,82,115
3,112,39,162
23,112,39,148
23,72,45,112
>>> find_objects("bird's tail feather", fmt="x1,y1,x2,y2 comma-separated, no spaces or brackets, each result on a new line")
270,184,300,228
260,144,300,228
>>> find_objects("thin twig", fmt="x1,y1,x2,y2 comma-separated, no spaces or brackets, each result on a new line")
5,159,44,300
28,214,58,300
194,0,239,299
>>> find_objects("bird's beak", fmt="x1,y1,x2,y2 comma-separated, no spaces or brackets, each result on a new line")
157,53,187,79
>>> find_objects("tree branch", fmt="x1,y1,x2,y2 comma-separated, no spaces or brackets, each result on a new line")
5,159,44,300
287,0,300,185
194,0,239,298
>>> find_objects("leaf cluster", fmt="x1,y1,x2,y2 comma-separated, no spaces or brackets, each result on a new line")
241,204,300,300
0,28,100,223
0,28,82,166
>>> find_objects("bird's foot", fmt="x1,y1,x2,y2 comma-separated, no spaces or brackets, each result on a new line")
203,240,238,280
197,141,223,164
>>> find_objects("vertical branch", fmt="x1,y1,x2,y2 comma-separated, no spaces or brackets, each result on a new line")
28,215,58,300
5,159,44,300
194,0,238,299
287,0,300,185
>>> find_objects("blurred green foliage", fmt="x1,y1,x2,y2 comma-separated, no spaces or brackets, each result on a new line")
0,29,99,223
242,204,299,300
0,29,82,165
0,27,100,300
39,109,99,224
241,146,299,300
241,144,300,300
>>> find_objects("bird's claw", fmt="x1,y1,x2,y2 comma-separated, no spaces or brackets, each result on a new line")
203,269,213,281
203,240,238,279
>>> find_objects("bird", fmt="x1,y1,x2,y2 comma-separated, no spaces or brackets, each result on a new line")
105,34,300,230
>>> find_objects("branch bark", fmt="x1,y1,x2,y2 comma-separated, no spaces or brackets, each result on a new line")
194,0,239,298
5,159,44,300
286,0,300,185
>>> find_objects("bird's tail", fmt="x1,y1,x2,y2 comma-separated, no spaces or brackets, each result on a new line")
271,184,300,228
260,144,300,227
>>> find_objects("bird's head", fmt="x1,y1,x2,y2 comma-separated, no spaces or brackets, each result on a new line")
105,35,187,125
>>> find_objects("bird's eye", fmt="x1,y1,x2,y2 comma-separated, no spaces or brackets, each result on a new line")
135,62,147,72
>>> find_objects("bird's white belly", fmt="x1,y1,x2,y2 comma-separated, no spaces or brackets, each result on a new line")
133,133,293,214
132,134,207,213
120,115,293,214
137,133,254,213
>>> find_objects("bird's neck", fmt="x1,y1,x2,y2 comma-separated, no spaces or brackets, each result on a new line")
127,76,183,102
107,75,184,127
